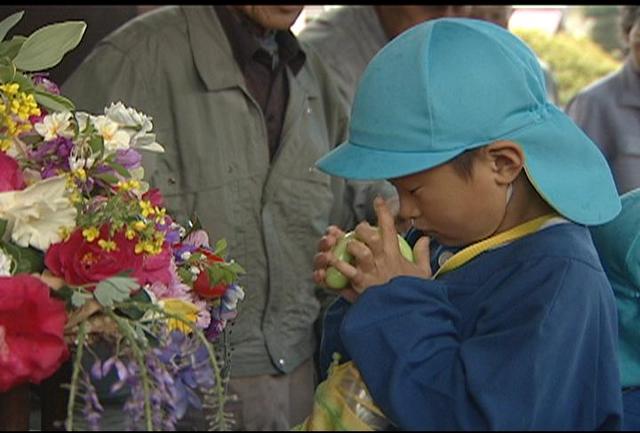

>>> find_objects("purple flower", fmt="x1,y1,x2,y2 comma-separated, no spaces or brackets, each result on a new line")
115,148,142,170
32,73,60,95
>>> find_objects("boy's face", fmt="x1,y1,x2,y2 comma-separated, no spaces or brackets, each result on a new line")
390,153,510,247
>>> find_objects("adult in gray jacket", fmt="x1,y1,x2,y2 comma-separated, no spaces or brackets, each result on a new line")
62,5,392,430
566,6,640,194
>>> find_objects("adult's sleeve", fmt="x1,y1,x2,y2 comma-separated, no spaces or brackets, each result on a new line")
340,259,622,430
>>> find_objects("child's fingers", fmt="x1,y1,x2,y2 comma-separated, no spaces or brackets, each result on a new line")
413,236,433,278
374,196,399,253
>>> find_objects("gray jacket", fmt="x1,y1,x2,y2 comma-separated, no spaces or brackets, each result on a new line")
62,5,390,376
566,59,640,194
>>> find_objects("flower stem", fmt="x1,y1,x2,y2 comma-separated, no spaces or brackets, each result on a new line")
65,321,86,431
105,310,153,431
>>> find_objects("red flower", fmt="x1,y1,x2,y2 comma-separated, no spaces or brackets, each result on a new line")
45,225,143,289
0,151,26,192
0,274,69,392
142,188,164,207
193,249,227,299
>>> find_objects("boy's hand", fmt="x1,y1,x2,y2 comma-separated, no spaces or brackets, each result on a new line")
313,225,360,303
330,197,432,294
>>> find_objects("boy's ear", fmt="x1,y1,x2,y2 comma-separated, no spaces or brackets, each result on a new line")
484,140,525,184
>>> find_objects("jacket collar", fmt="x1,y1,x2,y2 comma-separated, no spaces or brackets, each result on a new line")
619,58,640,108
183,6,312,95
184,6,245,91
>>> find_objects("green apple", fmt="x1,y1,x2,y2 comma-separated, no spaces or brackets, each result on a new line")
324,229,414,290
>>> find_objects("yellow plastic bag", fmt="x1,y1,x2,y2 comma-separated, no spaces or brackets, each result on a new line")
295,356,390,431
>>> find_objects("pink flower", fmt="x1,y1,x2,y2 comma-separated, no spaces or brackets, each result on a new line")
0,151,26,192
134,244,173,287
0,274,69,392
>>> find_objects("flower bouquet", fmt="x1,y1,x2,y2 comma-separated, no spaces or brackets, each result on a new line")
0,11,245,431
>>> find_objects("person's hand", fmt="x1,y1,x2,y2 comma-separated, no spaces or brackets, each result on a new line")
329,197,432,294
313,225,359,302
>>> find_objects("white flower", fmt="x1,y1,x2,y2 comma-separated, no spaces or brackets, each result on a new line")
105,102,164,153
0,176,77,251
92,115,130,153
0,248,13,276
34,112,75,141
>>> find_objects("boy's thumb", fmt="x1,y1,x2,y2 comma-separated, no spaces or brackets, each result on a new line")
413,236,431,273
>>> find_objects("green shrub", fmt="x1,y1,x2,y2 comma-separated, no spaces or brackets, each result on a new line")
513,28,621,107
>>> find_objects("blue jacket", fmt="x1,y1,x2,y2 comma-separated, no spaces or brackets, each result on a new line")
320,222,622,430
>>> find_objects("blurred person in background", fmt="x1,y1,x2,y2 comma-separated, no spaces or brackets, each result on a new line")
468,5,560,105
62,5,394,430
566,6,640,194
299,5,472,109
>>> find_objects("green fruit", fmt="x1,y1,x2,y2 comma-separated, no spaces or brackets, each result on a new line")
324,229,414,290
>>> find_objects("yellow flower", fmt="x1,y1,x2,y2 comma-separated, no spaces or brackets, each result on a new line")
73,168,87,182
132,220,146,232
82,227,100,242
158,298,199,333
98,239,117,252
139,200,154,217
125,228,136,240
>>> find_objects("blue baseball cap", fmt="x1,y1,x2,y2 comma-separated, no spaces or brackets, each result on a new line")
315,18,620,225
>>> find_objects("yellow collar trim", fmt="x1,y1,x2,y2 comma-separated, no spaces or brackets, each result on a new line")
433,213,561,279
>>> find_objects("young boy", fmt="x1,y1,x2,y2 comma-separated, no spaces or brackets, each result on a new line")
591,188,640,430
311,18,623,430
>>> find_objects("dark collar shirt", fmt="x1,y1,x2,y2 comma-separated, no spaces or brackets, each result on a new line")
215,5,306,161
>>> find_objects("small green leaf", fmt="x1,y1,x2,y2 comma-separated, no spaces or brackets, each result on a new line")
11,71,34,93
115,288,151,320
94,275,139,308
0,218,7,238
0,60,15,83
51,285,73,302
108,161,131,179
94,172,119,184
0,36,27,60
71,290,92,308
88,135,104,155
0,11,24,43
213,238,227,257
34,90,75,112
14,21,86,71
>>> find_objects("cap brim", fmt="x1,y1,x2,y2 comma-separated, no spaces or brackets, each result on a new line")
512,104,620,225
315,140,469,181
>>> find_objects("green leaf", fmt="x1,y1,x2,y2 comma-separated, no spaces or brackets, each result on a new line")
94,275,140,308
225,261,246,275
94,172,119,184
0,59,15,83
108,161,131,179
51,285,73,302
115,288,151,320
213,238,227,257
88,135,104,155
0,36,26,60
14,21,86,71
0,241,44,274
34,89,75,112
0,218,7,238
0,11,23,43
71,290,92,308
